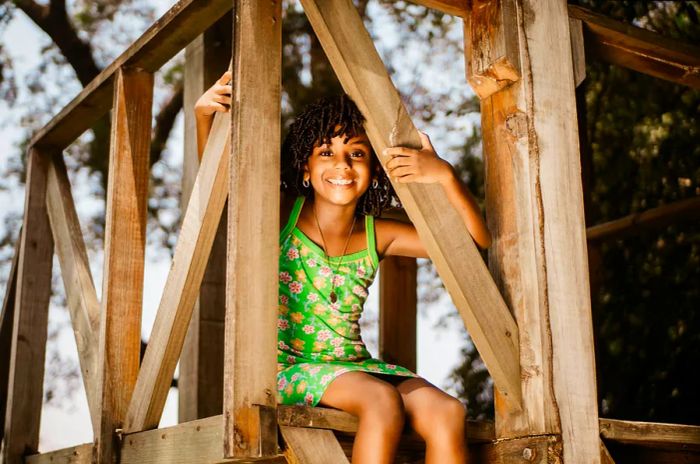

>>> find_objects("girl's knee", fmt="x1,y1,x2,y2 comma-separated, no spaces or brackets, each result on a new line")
359,383,405,429
427,396,467,436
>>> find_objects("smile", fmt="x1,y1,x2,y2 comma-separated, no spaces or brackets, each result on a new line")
326,178,354,186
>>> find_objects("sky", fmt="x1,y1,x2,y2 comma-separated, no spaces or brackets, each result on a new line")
0,0,479,452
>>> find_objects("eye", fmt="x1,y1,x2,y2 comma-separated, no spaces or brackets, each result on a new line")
351,150,366,158
319,150,333,157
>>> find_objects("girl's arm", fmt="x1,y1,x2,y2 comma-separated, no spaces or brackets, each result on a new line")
194,71,233,160
379,131,492,258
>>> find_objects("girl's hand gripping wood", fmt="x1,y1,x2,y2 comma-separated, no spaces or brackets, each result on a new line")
194,70,232,160
383,131,492,249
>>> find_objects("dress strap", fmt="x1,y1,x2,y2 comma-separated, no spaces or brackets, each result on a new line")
280,196,305,243
365,214,380,269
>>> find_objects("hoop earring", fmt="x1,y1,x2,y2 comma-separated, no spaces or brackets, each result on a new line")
302,178,310,188
372,178,379,189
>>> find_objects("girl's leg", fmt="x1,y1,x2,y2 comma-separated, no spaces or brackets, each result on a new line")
396,377,468,464
319,371,405,464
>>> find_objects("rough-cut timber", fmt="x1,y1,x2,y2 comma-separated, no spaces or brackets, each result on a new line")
2,148,54,464
300,0,522,408
464,0,520,99
30,0,232,150
587,196,700,242
125,111,231,432
25,444,93,464
600,419,700,451
223,0,282,458
379,256,417,371
568,4,700,89
46,153,101,431
473,0,600,462
179,13,232,423
281,426,350,464
570,17,586,87
94,67,153,462
0,235,19,444
407,0,470,17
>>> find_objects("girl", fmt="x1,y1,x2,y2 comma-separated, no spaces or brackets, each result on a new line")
196,71,491,464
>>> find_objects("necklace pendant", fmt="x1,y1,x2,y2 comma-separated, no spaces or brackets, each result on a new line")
330,291,337,303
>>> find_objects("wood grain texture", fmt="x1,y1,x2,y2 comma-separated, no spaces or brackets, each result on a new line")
570,17,586,87
46,153,101,431
379,256,417,371
568,4,700,89
2,148,54,464
94,66,153,462
281,426,349,464
30,0,232,149
25,444,94,464
223,0,282,458
464,0,521,99
473,0,600,462
300,0,522,409
406,0,470,17
0,234,19,445
600,419,700,451
125,110,231,432
179,13,232,424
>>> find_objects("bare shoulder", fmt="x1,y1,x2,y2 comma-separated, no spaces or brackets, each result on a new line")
374,217,427,259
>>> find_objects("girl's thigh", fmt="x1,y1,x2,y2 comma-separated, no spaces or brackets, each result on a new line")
319,371,403,416
395,377,466,433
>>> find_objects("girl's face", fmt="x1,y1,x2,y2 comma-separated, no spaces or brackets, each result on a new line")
303,131,374,208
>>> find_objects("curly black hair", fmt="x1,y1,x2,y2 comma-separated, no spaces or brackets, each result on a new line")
281,94,400,216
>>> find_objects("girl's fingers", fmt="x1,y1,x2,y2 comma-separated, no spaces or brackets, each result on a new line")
417,131,434,150
386,156,412,170
214,83,232,94
217,70,233,85
214,94,232,104
383,147,418,158
389,165,414,178
396,173,418,183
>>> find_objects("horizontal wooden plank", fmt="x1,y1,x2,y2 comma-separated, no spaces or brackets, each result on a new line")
406,0,469,17
568,4,700,89
281,426,349,464
25,444,93,464
587,196,700,242
600,418,700,451
30,0,231,150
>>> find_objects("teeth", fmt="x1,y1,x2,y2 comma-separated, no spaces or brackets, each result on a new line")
328,178,353,185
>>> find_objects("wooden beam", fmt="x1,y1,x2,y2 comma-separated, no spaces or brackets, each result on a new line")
464,0,520,99
600,439,616,464
29,0,232,150
600,418,700,451
281,426,349,464
299,0,522,408
179,12,232,424
2,148,54,464
125,110,231,432
568,5,700,89
45,153,101,431
471,0,600,462
223,0,281,459
587,196,700,242
570,17,587,87
0,234,20,445
379,256,417,371
406,0,470,18
94,66,153,462
25,444,93,464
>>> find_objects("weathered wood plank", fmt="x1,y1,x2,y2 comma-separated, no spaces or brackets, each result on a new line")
406,0,470,18
1,148,54,464
464,0,520,99
300,0,522,408
600,419,700,451
125,110,231,432
94,66,153,462
379,256,417,371
472,0,600,462
281,426,349,464
223,0,282,458
587,196,700,242
25,444,94,464
600,439,616,464
179,13,232,424
0,234,20,445
46,153,101,431
570,17,586,87
30,0,232,150
568,4,700,89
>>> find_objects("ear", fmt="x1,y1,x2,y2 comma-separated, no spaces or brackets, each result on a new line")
302,162,310,180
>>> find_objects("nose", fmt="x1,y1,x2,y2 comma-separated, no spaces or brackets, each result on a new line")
333,153,352,169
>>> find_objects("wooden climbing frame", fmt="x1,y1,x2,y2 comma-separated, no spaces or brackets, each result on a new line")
2,0,699,463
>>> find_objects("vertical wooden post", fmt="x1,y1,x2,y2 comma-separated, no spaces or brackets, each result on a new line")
0,236,20,446
379,256,417,371
223,0,281,458
180,12,232,423
94,66,153,462
1,148,54,464
467,0,600,462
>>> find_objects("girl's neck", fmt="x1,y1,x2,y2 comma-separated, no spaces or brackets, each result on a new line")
306,196,358,234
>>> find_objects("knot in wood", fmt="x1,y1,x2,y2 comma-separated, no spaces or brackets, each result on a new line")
522,447,534,460
505,111,528,139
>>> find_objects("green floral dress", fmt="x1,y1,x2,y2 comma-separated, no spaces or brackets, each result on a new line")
277,196,418,406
